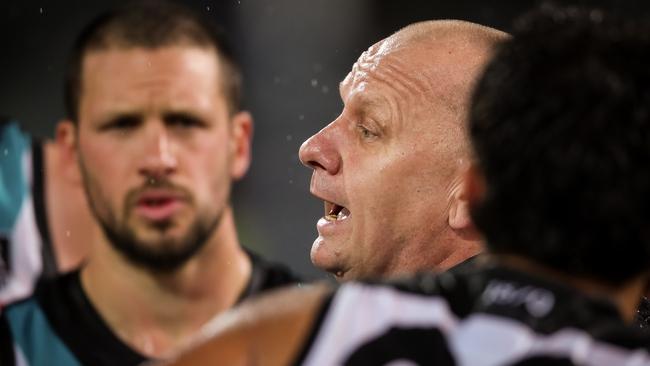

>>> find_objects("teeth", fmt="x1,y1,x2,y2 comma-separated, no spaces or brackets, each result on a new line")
324,207,350,221
325,214,338,221
337,208,350,220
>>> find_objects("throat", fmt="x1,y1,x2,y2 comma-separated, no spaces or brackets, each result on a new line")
79,238,252,358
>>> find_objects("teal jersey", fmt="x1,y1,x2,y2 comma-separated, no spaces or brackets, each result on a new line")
0,250,300,366
0,120,56,306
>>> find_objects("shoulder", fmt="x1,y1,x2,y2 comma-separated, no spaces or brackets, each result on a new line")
298,275,465,365
168,283,332,366
1,275,81,366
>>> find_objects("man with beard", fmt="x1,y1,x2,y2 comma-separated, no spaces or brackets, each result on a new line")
0,1,297,365
164,6,650,365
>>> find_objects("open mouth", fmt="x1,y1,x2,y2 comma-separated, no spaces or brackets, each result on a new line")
134,190,185,221
139,196,176,207
324,201,350,221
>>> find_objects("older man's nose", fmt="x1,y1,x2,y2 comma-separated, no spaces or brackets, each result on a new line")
299,123,341,175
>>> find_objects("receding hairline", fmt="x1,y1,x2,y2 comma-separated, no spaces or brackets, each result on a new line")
391,19,510,48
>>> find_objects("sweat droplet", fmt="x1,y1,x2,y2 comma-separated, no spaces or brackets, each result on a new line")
66,230,70,237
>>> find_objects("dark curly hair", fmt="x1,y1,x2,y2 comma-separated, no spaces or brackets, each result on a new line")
469,4,650,285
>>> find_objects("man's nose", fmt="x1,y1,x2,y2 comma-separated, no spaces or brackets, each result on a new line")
298,122,341,175
138,122,178,180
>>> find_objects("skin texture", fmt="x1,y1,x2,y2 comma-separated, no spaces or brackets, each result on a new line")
58,45,254,358
299,21,508,281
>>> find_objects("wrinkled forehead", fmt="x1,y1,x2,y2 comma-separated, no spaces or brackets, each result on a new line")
340,39,431,97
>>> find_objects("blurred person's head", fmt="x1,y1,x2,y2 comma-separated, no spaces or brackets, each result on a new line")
58,0,253,271
468,5,650,286
299,20,508,281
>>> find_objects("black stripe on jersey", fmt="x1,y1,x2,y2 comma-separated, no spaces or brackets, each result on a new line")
292,292,335,366
343,326,455,366
0,312,16,366
511,356,575,365
36,271,147,366
31,140,58,277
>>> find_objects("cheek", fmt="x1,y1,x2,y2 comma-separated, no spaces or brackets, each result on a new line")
79,134,131,171
352,152,437,225
78,138,136,206
186,141,233,196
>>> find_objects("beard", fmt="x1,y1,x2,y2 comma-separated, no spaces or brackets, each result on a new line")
79,161,223,272
96,206,222,272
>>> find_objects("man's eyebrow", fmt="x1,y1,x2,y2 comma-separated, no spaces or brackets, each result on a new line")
99,111,142,123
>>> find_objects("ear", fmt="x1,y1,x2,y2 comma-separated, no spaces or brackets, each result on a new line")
229,111,254,180
448,162,484,233
55,120,82,184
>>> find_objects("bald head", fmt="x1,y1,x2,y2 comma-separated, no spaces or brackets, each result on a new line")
299,20,508,280
348,20,508,159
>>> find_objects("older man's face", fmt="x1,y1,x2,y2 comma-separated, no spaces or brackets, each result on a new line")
299,40,469,280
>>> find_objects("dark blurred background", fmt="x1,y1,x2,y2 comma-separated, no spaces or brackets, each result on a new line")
1,0,648,280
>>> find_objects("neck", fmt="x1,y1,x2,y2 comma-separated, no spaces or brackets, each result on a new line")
81,207,251,359
385,228,482,279
496,254,647,323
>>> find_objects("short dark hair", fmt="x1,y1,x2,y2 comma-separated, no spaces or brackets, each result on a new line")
469,5,650,285
64,0,242,122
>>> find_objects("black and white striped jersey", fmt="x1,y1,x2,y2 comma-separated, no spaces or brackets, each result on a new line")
295,265,650,366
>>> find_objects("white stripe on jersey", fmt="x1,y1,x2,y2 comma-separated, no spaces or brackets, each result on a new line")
0,194,43,304
14,343,29,366
302,283,650,366
0,148,43,305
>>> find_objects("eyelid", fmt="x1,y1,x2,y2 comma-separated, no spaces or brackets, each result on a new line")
99,115,141,131
164,113,208,128
356,122,380,140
